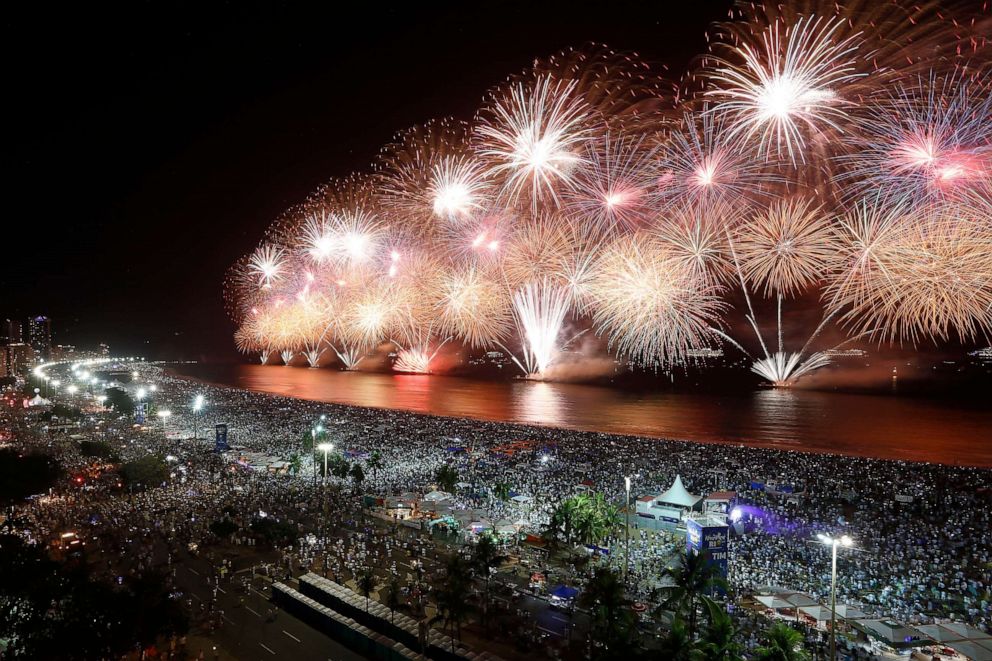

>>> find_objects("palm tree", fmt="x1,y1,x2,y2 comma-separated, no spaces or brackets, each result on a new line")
471,534,506,628
491,481,511,503
366,450,383,484
431,555,474,650
660,550,729,640
753,623,810,661
349,462,365,492
579,567,632,651
691,596,743,661
331,457,350,479
435,464,459,493
384,577,403,623
544,494,591,548
287,452,302,476
659,616,695,661
357,567,377,612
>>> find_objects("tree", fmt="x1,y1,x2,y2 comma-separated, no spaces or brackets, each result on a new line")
579,567,633,653
79,440,119,462
0,535,187,660
357,567,378,611
367,450,383,483
0,450,62,504
209,518,238,539
753,623,810,661
103,387,134,415
250,517,297,547
287,452,302,476
471,534,506,628
350,462,365,492
660,550,728,640
543,493,588,548
491,481,511,503
659,616,695,661
120,456,169,491
331,456,351,479
384,577,403,623
431,555,474,648
435,464,459,493
691,596,743,661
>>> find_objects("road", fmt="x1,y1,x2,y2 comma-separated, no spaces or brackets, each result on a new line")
174,553,367,661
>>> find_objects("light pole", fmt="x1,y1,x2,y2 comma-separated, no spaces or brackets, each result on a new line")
192,394,204,440
157,409,172,436
318,443,334,485
624,475,631,585
817,533,853,661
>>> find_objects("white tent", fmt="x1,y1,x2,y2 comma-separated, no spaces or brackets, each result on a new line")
511,495,532,503
423,490,451,502
656,475,702,509
27,394,52,407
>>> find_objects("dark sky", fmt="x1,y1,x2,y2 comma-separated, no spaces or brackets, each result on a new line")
4,0,733,360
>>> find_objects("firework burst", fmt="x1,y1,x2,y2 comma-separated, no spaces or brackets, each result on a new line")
706,15,864,163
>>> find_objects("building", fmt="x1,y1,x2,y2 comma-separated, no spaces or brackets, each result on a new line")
3,318,23,344
50,344,77,362
2,343,34,375
27,316,52,360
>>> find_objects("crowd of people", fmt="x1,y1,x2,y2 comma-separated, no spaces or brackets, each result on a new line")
4,359,990,659
149,364,992,632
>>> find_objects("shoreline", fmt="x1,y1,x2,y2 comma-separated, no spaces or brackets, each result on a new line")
164,364,992,471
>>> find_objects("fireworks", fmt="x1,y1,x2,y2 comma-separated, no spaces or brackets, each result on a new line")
826,201,992,344
475,76,593,208
226,3,992,386
706,15,864,163
248,245,286,289
588,235,727,365
510,280,573,377
734,199,838,297
836,73,992,204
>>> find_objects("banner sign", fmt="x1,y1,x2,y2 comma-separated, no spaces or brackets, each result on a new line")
215,423,229,452
686,518,730,580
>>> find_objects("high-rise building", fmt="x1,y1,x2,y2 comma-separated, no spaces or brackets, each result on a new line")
3,318,23,344
50,344,77,362
27,316,52,360
3,343,34,374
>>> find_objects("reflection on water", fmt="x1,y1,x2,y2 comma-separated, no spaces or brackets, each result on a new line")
518,382,565,427
170,364,992,467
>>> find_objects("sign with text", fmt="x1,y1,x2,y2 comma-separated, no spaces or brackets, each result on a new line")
214,423,229,452
686,517,730,580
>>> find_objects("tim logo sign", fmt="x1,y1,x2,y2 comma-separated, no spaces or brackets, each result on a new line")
686,518,729,579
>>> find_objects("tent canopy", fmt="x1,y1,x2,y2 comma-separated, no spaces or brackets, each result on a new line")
655,475,702,508
946,641,992,661
551,585,579,600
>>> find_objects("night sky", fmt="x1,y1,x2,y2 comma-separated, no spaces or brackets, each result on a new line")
5,1,733,360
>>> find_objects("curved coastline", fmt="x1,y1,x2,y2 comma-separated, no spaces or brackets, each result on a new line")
165,363,992,468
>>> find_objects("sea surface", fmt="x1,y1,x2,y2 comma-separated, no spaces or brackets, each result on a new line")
169,363,992,467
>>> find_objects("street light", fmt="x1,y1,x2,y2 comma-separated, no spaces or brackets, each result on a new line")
317,442,334,484
624,475,632,585
817,533,853,661
192,395,204,440
157,409,172,436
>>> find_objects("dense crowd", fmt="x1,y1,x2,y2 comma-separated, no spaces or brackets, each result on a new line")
144,365,991,632
6,361,991,657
